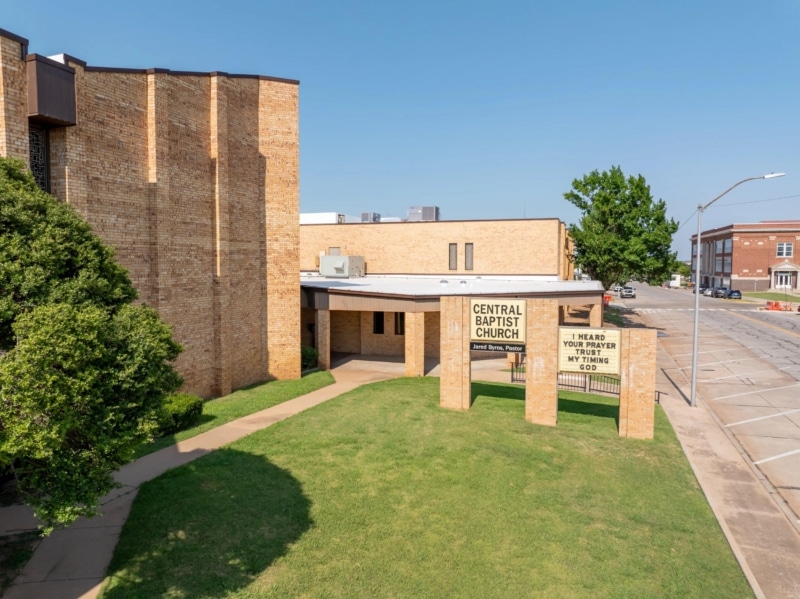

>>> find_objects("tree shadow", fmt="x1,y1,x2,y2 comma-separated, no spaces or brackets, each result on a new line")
470,382,619,426
558,395,619,426
102,448,312,598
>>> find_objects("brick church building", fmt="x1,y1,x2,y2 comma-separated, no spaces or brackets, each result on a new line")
0,27,300,397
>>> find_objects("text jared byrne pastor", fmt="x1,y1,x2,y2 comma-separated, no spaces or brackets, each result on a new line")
472,302,523,340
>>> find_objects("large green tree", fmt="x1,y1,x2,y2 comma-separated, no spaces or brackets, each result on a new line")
564,166,678,289
0,157,182,531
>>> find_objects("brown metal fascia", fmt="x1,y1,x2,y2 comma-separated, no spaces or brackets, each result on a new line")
0,28,29,59
319,287,602,302
25,54,76,74
301,217,562,226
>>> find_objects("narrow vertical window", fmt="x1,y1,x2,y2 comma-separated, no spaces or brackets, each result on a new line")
394,312,405,335
465,243,474,270
29,124,50,192
373,312,384,334
449,243,457,270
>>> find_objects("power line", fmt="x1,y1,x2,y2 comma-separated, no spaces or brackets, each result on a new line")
706,193,800,208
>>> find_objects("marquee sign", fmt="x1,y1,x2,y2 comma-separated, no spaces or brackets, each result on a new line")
558,327,621,374
469,299,526,353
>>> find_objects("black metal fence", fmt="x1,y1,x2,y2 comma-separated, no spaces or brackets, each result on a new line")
510,355,662,403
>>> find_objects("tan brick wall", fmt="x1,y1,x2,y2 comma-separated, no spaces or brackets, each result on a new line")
315,309,330,370
618,328,656,439
424,311,440,358
525,299,559,426
261,79,300,380
301,308,316,347
331,311,361,353
439,297,472,410
405,312,425,377
0,38,301,398
360,311,405,355
301,219,566,276
0,35,30,162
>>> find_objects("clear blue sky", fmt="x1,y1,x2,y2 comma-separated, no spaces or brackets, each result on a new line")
4,1,798,258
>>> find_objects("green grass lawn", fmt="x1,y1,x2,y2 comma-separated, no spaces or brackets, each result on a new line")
102,378,752,599
743,291,800,302
134,371,335,458
603,306,625,327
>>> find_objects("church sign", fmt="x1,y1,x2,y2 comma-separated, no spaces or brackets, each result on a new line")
558,327,621,374
469,299,526,353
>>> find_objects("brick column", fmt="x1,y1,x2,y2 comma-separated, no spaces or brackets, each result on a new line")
0,33,29,162
260,79,300,380
439,297,471,410
525,298,559,426
404,311,425,377
210,74,232,397
618,328,656,439
589,302,603,327
315,309,331,370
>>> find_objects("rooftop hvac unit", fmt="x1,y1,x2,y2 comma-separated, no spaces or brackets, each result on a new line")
361,212,381,222
319,255,366,278
407,206,440,221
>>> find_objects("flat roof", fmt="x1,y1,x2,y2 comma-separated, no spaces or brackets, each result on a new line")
300,274,603,298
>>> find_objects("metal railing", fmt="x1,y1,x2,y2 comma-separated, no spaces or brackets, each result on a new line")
510,355,664,403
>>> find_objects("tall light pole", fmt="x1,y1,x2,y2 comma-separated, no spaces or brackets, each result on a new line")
690,173,786,407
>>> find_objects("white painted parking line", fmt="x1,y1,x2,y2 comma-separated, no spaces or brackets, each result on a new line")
754,447,800,465
675,357,765,370
712,383,800,401
671,348,753,358
726,409,800,427
706,369,780,381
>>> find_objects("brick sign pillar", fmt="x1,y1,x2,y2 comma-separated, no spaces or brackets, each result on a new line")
439,297,472,410
618,328,656,439
525,299,559,426
589,302,603,327
315,309,331,370
405,311,426,377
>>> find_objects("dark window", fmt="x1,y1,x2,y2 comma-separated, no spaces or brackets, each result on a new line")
373,312,384,334
394,312,405,335
449,243,457,270
28,124,50,192
465,243,474,270
777,242,793,258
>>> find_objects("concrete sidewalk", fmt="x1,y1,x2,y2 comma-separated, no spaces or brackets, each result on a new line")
6,346,800,598
3,360,404,599
645,316,800,599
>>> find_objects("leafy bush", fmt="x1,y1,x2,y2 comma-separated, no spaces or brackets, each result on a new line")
159,394,204,435
301,345,319,370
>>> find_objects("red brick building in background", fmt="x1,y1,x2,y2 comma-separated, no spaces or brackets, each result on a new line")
691,220,800,292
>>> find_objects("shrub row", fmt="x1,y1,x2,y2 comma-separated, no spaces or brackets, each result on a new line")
158,393,203,435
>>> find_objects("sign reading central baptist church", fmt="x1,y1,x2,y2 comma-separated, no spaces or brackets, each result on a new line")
558,327,621,374
469,299,526,352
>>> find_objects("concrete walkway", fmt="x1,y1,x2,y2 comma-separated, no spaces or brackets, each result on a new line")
5,345,800,598
3,359,408,599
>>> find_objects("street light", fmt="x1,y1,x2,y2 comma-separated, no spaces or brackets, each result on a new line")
690,172,786,407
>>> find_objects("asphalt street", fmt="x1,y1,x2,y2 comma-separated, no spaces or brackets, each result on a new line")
617,283,800,529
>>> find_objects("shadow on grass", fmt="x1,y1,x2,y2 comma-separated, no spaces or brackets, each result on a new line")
102,449,312,598
471,382,619,425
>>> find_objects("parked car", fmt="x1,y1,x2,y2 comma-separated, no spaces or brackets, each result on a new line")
694,286,707,295
713,287,729,298
620,287,636,299
611,284,623,293
703,288,715,297
726,289,742,300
